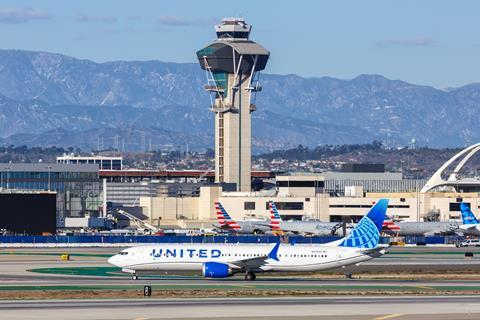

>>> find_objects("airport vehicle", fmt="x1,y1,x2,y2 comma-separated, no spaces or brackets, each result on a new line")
107,199,389,280
212,202,270,234
261,201,353,236
457,239,480,247
458,203,480,236
382,219,458,236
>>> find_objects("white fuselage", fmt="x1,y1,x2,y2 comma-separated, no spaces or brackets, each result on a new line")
212,221,270,234
458,224,480,236
384,221,459,236
107,243,383,274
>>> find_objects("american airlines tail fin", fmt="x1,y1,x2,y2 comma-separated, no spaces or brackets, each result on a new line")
460,203,479,225
382,215,400,232
268,201,283,231
338,199,389,249
214,202,241,230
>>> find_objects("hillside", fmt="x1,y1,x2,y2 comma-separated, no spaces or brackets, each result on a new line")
0,49,479,151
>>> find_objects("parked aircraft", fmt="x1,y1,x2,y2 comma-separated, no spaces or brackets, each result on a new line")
458,203,480,236
212,202,270,234
260,201,353,236
382,217,458,236
107,199,389,280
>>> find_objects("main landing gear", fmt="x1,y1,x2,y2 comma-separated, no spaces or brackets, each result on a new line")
132,274,138,280
244,272,256,281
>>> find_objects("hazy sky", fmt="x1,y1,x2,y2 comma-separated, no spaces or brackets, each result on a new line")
0,0,478,88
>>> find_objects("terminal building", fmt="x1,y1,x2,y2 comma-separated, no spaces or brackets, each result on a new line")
0,163,101,223
138,171,479,229
0,190,56,235
134,144,480,228
57,154,123,170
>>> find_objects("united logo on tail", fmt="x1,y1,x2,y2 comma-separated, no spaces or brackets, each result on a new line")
339,199,389,249
268,201,283,231
215,202,241,230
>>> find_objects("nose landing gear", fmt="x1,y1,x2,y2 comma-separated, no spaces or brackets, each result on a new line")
132,274,138,280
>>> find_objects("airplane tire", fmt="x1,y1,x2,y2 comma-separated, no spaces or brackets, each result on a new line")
245,272,256,281
132,275,138,280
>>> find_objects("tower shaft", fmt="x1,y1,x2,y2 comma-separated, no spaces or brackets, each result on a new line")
214,73,253,192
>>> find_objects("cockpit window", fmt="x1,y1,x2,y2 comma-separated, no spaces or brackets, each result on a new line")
118,251,128,255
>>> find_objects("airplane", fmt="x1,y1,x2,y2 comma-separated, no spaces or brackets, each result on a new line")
260,201,353,236
381,217,459,236
212,202,270,234
107,199,389,281
458,203,480,236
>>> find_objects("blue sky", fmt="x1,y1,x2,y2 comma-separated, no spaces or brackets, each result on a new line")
0,0,478,88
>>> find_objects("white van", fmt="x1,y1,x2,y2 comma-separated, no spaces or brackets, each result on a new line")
458,239,480,247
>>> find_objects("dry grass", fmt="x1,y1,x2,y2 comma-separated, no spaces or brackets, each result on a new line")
1,289,479,300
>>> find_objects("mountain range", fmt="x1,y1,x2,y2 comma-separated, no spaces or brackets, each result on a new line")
0,49,479,152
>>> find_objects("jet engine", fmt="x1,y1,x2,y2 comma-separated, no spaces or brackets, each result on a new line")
202,262,232,278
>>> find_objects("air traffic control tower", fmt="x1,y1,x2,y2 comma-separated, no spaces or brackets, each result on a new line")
197,18,269,192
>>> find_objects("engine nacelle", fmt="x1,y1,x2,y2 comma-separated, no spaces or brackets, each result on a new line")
202,262,232,278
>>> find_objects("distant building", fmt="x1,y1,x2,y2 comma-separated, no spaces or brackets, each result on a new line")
0,163,100,221
57,154,123,170
322,171,426,195
0,190,56,235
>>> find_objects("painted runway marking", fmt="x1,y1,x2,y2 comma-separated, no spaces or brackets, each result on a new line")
374,314,404,320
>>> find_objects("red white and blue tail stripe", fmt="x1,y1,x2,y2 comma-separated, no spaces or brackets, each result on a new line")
215,202,241,230
382,215,401,232
269,201,283,231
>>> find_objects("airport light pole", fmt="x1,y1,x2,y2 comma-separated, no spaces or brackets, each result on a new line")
47,165,52,191
5,166,10,189
412,168,423,222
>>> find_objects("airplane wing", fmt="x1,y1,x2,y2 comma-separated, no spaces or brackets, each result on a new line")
226,242,280,270
458,224,480,235
359,246,388,256
251,221,270,228
461,225,480,230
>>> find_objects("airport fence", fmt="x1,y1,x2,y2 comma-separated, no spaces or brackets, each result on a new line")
0,235,465,245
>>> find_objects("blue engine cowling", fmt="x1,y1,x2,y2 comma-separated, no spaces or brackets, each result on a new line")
202,262,232,278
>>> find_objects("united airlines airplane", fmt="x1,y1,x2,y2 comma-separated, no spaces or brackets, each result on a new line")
108,199,389,281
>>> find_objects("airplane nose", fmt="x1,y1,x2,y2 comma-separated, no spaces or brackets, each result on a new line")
107,255,117,266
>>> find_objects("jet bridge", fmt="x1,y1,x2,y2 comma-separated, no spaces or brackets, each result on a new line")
115,208,158,233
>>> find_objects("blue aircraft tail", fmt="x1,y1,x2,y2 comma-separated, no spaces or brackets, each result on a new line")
460,203,478,224
338,199,389,249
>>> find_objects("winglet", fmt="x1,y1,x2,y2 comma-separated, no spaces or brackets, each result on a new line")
268,242,280,261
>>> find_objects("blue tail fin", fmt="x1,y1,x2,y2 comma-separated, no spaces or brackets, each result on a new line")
338,199,389,249
461,203,478,224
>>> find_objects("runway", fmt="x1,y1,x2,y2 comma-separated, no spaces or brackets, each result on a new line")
1,296,480,319
1,246,480,287
1,247,480,319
